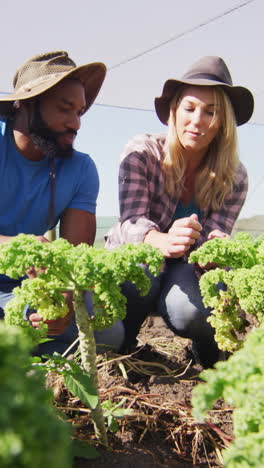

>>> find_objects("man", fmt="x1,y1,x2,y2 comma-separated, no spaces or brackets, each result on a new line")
0,50,124,354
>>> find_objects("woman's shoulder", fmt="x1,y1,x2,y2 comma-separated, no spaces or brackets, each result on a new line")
120,133,166,162
236,161,248,184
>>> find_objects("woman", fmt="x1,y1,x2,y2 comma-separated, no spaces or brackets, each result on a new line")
106,56,254,367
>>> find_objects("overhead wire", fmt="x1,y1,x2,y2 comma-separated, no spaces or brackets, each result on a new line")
0,0,257,98
0,1,262,199
109,0,256,70
95,102,153,112
0,91,263,126
0,1,262,220
0,0,258,115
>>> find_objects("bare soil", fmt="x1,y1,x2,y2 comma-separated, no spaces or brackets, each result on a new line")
60,317,233,467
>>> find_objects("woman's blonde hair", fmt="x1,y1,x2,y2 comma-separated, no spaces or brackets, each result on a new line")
162,86,239,211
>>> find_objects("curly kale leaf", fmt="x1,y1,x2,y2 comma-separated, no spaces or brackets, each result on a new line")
198,268,252,351
189,232,258,269
0,234,52,278
189,233,264,351
0,322,72,467
3,275,69,345
232,265,264,319
71,243,164,330
1,236,163,332
192,322,264,467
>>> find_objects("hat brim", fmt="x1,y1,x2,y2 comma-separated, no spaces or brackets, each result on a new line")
0,62,106,115
154,77,254,126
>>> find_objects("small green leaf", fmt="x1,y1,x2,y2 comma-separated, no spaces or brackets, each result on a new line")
30,356,42,364
64,372,98,409
72,439,99,459
118,362,128,379
112,408,133,418
38,337,54,344
107,416,119,433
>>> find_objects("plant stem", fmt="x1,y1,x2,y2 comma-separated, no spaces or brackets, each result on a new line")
74,291,108,446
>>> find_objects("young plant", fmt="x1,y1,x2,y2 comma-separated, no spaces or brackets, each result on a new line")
189,232,264,352
190,232,264,466
0,322,72,468
101,398,133,433
192,321,264,467
0,234,163,446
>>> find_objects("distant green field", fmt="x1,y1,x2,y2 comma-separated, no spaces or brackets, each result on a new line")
95,216,117,246
51,214,263,246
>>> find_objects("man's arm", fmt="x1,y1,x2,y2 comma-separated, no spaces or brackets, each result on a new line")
59,208,96,246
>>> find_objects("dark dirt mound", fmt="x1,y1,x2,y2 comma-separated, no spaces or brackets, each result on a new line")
62,317,233,467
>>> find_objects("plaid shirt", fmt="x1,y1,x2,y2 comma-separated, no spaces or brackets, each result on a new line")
105,133,248,250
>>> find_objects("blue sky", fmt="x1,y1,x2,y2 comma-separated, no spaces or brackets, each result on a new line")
1,0,263,220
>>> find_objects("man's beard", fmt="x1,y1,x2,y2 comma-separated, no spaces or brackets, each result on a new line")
29,103,76,159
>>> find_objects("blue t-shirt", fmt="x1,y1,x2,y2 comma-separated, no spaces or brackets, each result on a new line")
0,119,99,236
0,119,99,283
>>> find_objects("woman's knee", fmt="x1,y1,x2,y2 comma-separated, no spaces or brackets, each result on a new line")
121,264,161,305
158,261,211,336
84,290,125,352
121,266,162,344
94,320,125,353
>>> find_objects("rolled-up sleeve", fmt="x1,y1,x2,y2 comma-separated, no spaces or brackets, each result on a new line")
119,151,160,243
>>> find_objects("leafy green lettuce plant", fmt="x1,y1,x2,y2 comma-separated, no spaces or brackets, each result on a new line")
0,234,163,445
189,232,264,352
190,232,264,466
0,322,71,468
192,322,264,467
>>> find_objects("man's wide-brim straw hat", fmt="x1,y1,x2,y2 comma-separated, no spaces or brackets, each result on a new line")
0,50,107,115
155,56,254,126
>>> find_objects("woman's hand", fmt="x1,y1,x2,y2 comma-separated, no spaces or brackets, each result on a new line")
207,229,230,240
144,213,202,258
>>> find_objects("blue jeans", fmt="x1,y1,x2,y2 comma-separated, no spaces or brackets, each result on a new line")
0,280,125,356
121,260,219,367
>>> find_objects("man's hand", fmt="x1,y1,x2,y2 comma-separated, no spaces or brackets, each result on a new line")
29,291,74,336
29,309,73,335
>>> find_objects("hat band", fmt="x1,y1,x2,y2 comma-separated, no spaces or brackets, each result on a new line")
16,71,72,93
183,72,231,85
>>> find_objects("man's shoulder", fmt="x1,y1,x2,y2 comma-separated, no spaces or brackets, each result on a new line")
70,149,97,168
73,149,94,162
63,149,98,177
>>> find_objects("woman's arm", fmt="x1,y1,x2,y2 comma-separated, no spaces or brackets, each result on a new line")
119,151,161,243
119,150,202,257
